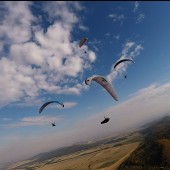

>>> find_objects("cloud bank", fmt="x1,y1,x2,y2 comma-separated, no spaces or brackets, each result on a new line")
0,2,96,107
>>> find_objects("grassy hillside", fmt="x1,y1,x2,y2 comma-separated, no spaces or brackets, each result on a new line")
9,143,139,170
117,116,170,170
8,133,142,170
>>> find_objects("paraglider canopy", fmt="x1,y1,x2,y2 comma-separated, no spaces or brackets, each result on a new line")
114,58,134,70
79,38,88,48
52,122,56,126
39,101,64,114
101,117,110,124
85,75,119,101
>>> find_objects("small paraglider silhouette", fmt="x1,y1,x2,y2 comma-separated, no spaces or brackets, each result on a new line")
114,59,134,80
101,116,110,124
52,122,56,127
79,38,88,48
114,58,134,70
79,38,88,54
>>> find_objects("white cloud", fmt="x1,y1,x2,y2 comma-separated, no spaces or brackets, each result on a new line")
136,13,145,23
42,2,81,26
2,118,11,121
13,98,44,107
64,102,77,109
0,2,36,44
132,2,145,24
105,33,110,37
133,1,139,12
107,40,143,82
114,34,120,40
73,82,170,139
88,51,96,62
79,24,89,31
0,2,96,107
108,14,125,22
6,116,61,128
92,45,99,52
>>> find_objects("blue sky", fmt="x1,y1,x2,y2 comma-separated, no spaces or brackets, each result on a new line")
0,1,170,163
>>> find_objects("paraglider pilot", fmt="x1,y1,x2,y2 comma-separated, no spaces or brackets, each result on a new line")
52,122,56,126
101,117,110,124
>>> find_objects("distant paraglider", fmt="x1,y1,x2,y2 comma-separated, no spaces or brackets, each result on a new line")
52,122,56,127
79,38,88,54
114,58,134,79
39,101,64,114
114,58,134,70
79,38,88,48
85,75,119,101
101,117,110,124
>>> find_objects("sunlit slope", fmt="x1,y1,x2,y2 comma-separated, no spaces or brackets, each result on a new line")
8,143,139,170
117,116,170,170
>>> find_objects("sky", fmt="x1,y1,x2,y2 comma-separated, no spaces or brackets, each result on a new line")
0,1,170,164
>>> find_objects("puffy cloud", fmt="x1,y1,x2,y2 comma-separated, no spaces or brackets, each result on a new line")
133,1,139,12
6,116,61,128
64,102,77,109
105,33,110,37
0,58,37,106
42,1,80,26
108,14,125,22
132,1,145,24
79,24,89,31
0,2,35,44
136,13,145,23
114,34,120,40
88,51,96,62
2,118,11,121
0,2,96,107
